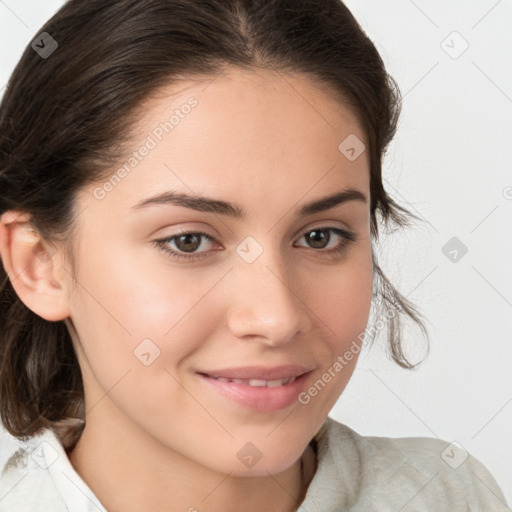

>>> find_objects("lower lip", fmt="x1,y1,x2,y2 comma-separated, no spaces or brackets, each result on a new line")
198,372,312,412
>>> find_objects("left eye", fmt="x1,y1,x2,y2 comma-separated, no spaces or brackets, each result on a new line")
153,227,357,262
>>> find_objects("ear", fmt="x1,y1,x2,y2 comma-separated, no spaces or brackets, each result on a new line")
0,210,72,321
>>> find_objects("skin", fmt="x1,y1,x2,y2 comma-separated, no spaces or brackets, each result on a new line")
0,67,373,512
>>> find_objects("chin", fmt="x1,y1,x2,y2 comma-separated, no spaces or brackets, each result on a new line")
213,430,310,477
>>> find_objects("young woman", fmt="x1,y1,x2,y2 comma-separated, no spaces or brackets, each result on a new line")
0,1,508,511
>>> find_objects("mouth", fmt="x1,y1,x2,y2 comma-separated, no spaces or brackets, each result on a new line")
196,365,314,412
206,375,297,387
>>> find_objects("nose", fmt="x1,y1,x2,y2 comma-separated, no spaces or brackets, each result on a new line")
226,251,313,347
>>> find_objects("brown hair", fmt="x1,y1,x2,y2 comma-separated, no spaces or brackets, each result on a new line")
0,0,429,443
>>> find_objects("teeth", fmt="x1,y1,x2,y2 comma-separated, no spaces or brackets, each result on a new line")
268,378,289,387
212,376,297,387
248,379,267,387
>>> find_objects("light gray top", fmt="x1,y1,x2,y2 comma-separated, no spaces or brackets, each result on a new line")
0,417,509,511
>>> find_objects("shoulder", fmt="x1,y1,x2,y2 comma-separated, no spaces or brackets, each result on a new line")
0,427,106,512
315,417,510,511
0,428,65,511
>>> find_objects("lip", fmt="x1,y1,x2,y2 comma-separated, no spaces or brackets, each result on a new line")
197,365,314,412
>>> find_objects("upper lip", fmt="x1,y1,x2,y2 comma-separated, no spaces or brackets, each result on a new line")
199,365,314,381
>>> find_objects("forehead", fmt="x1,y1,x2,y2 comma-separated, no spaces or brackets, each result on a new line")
78,67,370,220
135,66,366,146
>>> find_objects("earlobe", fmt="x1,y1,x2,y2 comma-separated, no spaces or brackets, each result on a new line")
0,210,72,321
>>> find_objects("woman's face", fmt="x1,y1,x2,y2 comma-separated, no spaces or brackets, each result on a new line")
65,67,373,475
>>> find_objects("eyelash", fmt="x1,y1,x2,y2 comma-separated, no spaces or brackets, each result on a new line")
153,227,357,262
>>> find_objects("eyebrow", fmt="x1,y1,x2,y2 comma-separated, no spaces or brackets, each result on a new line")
131,188,367,218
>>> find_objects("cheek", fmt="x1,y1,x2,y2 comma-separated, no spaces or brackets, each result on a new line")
279,250,374,437
301,248,373,397
311,249,374,346
67,247,226,383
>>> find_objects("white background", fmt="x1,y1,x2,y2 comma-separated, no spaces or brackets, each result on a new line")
1,0,511,506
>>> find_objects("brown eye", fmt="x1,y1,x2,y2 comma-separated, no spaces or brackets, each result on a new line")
294,227,357,260
154,231,216,261
154,226,356,263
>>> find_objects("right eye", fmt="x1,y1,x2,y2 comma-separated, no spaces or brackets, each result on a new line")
153,230,218,261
